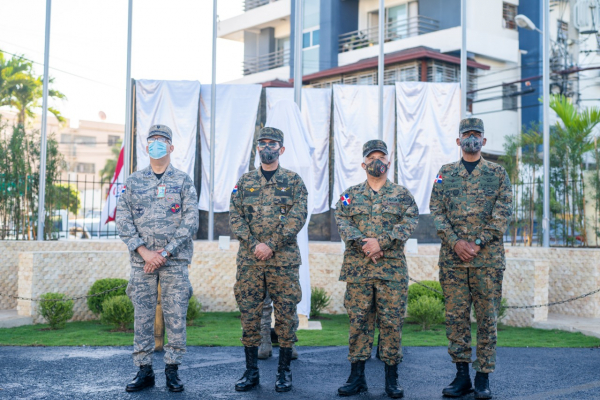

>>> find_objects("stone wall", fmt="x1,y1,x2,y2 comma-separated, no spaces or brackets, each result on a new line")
3,240,598,327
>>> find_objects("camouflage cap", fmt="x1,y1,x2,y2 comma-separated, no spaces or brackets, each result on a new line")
459,118,484,135
363,139,388,157
147,124,172,142
258,127,284,144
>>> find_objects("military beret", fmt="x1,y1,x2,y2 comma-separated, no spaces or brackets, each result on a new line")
147,124,173,142
459,118,484,135
258,127,284,144
363,139,388,157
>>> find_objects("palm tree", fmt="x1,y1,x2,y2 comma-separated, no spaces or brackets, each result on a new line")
99,139,122,183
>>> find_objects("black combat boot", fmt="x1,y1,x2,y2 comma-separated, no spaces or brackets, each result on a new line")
275,347,293,392
384,363,404,398
165,364,184,392
125,364,155,392
442,362,473,397
338,361,368,396
474,372,492,399
235,346,260,391
375,332,381,360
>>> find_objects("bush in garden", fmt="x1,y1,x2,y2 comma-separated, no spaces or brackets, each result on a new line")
310,287,331,318
407,296,445,331
39,292,74,330
100,295,134,331
407,280,444,304
187,296,202,326
87,278,128,315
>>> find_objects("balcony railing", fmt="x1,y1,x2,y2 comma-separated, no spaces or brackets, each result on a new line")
243,48,290,76
338,16,439,53
244,0,279,12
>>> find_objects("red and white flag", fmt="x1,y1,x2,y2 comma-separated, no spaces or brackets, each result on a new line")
100,143,125,228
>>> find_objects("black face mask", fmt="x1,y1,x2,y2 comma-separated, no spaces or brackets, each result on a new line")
365,159,389,177
259,148,280,164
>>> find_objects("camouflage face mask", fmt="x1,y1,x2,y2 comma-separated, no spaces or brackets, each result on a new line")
460,135,483,154
365,159,388,178
259,147,280,164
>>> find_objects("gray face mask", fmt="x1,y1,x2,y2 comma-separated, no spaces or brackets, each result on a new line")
460,135,483,154
259,148,280,164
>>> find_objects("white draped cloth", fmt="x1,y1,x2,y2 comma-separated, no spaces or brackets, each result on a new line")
198,84,262,212
331,85,396,208
395,82,461,213
135,80,201,179
266,88,331,214
256,99,315,318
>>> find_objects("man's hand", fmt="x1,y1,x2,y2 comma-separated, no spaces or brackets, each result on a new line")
366,250,384,264
453,240,476,262
468,242,481,255
361,238,381,257
254,243,274,261
137,246,167,272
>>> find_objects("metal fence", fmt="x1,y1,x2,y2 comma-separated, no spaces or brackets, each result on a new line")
244,0,278,12
0,175,122,240
338,16,440,53
242,48,290,76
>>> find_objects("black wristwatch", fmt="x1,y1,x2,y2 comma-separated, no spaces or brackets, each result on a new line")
475,238,485,248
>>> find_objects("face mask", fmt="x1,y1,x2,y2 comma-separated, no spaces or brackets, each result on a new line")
149,140,168,159
365,159,389,178
259,147,280,164
460,135,483,154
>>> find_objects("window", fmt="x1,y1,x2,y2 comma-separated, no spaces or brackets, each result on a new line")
69,162,95,174
503,3,517,30
387,4,408,39
384,62,420,84
343,72,377,85
502,84,518,111
303,28,320,49
426,60,477,96
311,78,342,88
108,135,120,147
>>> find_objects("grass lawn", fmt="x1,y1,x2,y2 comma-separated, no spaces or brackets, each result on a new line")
0,312,598,348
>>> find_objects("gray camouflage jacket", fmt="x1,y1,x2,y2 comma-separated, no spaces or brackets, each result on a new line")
116,164,199,267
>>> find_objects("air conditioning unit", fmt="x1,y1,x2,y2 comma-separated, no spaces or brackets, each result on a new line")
574,0,600,34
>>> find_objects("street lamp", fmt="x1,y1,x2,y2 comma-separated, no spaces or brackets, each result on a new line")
515,11,551,248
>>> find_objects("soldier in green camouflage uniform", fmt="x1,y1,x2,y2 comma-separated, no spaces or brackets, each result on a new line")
429,118,512,399
335,140,419,399
117,124,198,393
230,127,308,393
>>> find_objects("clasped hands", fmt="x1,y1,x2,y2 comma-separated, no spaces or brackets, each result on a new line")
138,246,169,273
361,238,383,263
453,240,481,262
255,243,274,261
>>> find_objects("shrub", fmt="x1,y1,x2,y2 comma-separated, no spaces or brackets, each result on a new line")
39,292,74,330
310,287,331,318
187,296,202,326
87,278,128,315
407,296,445,331
498,298,509,323
407,280,444,304
101,295,134,331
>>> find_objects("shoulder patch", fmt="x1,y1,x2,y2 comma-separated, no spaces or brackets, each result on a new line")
434,174,443,184
233,185,238,194
340,193,352,206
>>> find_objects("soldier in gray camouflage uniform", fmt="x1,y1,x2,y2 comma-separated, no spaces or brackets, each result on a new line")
117,124,199,393
258,293,299,360
335,140,419,399
230,127,308,393
430,118,512,399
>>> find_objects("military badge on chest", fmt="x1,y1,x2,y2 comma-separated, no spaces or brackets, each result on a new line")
170,203,181,213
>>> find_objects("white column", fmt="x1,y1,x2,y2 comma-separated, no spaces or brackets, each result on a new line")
208,0,218,241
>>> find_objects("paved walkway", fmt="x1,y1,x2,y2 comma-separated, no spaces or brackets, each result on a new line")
0,346,599,400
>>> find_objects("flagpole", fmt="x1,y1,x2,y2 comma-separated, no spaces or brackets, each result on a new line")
461,0,467,118
208,0,218,241
377,0,384,140
37,0,52,241
293,0,303,108
123,0,133,180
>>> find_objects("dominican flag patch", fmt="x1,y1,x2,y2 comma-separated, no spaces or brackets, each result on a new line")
434,174,443,184
340,193,352,206
233,185,238,194
121,185,127,194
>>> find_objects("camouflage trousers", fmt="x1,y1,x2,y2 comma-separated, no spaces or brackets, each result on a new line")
126,264,193,366
234,264,301,348
439,267,504,373
261,292,299,332
344,278,408,366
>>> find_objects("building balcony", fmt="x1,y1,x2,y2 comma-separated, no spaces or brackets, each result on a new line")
243,48,290,76
339,16,439,53
244,0,280,12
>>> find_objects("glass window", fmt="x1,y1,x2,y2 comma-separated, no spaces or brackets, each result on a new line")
303,47,319,75
304,0,320,29
303,32,311,48
312,29,320,46
387,4,408,39
503,3,517,30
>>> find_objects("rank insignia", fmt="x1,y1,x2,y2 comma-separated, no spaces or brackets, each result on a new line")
170,203,181,213
280,207,286,214
341,193,351,206
248,188,256,192
278,187,288,192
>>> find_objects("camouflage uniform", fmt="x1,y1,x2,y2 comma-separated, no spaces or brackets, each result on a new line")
117,126,199,367
429,120,512,374
230,152,308,349
335,163,419,366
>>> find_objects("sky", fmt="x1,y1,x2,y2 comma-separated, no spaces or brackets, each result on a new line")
0,0,245,125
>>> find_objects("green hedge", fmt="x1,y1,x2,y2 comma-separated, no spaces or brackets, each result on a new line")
407,280,444,304
39,292,74,330
87,278,128,315
187,296,202,326
101,295,134,331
